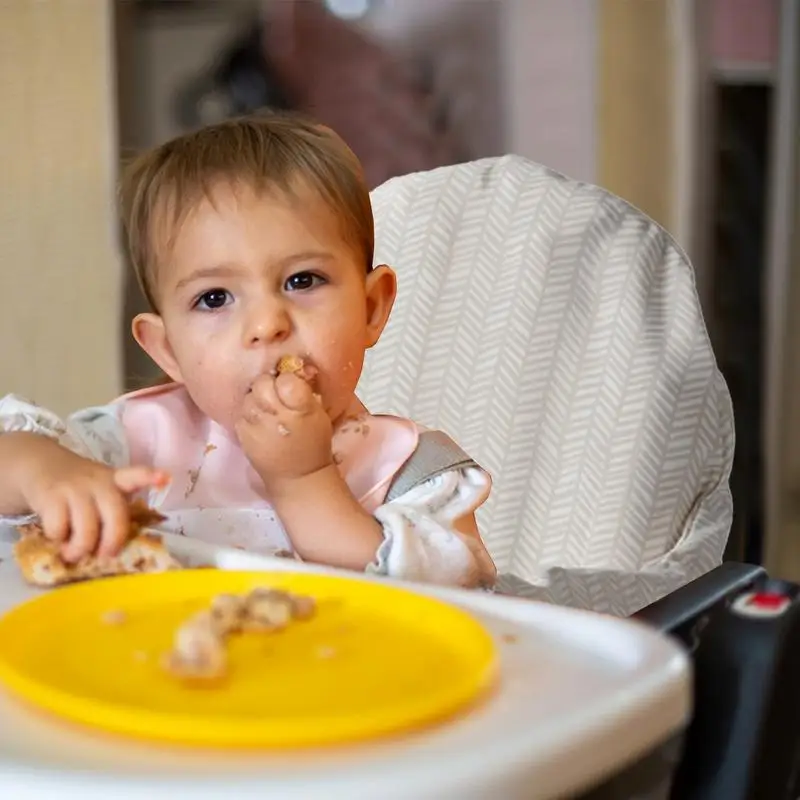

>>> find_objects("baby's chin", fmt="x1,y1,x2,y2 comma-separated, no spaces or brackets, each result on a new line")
182,388,245,435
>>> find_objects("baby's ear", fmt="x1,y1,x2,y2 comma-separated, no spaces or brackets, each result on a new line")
364,264,397,349
131,313,184,384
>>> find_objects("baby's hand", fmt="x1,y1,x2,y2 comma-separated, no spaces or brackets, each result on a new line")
21,447,168,562
236,371,333,496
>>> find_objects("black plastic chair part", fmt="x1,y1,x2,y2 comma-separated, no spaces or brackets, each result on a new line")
634,563,800,800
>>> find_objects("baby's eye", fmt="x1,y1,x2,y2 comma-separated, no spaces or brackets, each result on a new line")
194,289,232,310
284,272,325,292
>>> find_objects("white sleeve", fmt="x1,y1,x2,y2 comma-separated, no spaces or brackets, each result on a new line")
368,466,496,589
0,394,129,467
0,395,129,527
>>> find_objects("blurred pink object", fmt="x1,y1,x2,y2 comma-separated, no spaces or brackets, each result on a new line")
710,0,778,65
262,0,462,188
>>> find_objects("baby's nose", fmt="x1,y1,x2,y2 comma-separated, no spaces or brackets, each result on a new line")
244,301,290,345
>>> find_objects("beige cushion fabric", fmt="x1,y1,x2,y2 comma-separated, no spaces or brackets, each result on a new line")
359,155,734,616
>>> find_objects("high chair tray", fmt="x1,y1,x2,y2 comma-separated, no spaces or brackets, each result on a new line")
0,530,690,800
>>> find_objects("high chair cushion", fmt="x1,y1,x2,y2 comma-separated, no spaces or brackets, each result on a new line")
358,156,734,616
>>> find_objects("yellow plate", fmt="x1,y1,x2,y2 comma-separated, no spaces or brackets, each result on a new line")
0,570,497,748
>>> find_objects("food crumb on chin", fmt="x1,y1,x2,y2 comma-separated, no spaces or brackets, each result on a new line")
277,423,291,437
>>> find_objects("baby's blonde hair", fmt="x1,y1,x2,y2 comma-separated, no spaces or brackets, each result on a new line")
119,112,374,311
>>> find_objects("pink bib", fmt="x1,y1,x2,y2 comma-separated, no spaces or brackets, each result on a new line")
115,384,419,554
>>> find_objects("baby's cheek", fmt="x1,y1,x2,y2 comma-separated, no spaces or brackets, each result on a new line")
185,362,242,428
322,357,363,414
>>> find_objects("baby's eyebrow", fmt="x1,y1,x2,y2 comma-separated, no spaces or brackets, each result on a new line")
173,252,336,291
174,264,240,291
280,251,335,267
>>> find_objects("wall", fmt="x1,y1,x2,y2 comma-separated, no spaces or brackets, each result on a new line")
766,0,800,578
502,0,598,184
0,0,122,415
710,0,779,65
777,139,800,577
597,0,675,232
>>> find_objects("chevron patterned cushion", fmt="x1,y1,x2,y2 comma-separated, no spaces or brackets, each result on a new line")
358,155,734,616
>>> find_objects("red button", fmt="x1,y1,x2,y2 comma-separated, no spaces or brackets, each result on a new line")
732,591,791,618
746,592,787,609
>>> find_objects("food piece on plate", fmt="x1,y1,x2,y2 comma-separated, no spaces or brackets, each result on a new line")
240,588,294,632
162,611,228,683
290,593,317,620
240,587,317,629
209,593,248,635
276,354,304,375
13,502,180,588
244,587,316,624
161,587,317,684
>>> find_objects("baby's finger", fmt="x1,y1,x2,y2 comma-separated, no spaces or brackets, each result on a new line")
296,362,319,383
38,494,71,543
61,492,101,563
113,466,170,495
239,393,267,427
248,375,279,414
275,372,315,413
95,489,131,557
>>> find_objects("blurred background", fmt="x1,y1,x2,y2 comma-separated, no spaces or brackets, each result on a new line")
0,0,798,578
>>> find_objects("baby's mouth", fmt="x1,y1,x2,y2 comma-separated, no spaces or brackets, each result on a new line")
273,355,318,382
245,355,319,394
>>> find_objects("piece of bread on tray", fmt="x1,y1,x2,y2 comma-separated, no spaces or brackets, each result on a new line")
13,499,181,588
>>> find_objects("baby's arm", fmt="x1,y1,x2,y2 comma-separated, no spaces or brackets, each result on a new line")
236,373,495,588
0,429,69,516
371,467,496,588
273,465,496,589
0,395,166,559
267,465,384,570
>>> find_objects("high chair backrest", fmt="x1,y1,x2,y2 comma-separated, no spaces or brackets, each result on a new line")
358,156,734,603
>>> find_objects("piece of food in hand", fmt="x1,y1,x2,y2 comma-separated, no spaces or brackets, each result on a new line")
162,611,228,683
13,502,180,588
276,355,305,375
128,498,167,533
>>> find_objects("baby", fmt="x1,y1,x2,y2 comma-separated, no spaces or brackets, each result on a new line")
0,113,496,588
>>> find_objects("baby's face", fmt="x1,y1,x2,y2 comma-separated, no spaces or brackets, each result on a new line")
147,181,387,432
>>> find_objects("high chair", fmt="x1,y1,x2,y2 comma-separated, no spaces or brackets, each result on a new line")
359,156,800,799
